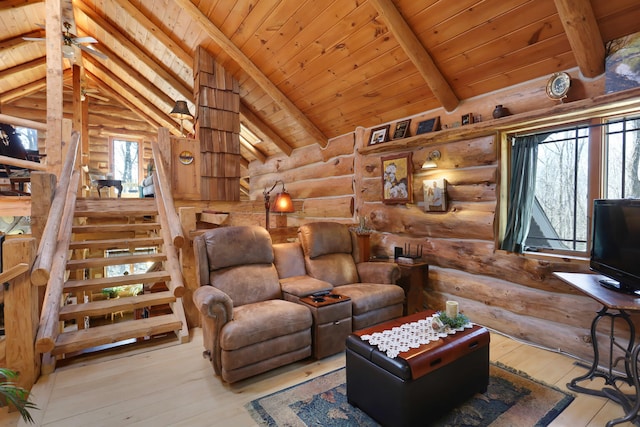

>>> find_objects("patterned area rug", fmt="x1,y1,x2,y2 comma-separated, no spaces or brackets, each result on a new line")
246,363,574,427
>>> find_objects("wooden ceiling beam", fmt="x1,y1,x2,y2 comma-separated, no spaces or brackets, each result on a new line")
239,102,293,157
0,30,46,50
0,0,42,12
110,0,193,67
74,0,193,101
0,57,46,81
173,0,329,148
78,33,188,135
83,65,177,135
369,0,459,113
239,135,267,163
1,69,71,105
553,0,605,78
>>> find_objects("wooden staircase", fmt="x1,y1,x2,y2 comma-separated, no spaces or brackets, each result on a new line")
51,197,187,358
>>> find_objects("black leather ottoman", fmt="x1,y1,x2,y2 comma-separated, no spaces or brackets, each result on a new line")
346,311,490,427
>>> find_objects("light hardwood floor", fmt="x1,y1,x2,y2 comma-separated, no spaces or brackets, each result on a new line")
1,328,636,427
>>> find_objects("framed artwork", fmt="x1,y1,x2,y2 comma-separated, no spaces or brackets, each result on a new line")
368,125,390,145
606,31,640,93
416,117,441,135
423,178,447,212
382,153,412,204
461,113,473,126
392,119,411,139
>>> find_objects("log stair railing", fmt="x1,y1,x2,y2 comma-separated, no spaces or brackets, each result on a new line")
33,128,188,373
46,197,186,358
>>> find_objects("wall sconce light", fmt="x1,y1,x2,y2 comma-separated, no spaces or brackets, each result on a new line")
421,150,441,169
263,180,294,229
169,100,194,137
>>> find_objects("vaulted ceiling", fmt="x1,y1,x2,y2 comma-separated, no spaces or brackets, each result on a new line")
1,0,639,166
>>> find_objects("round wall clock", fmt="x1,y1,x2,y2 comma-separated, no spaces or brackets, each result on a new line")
546,72,571,100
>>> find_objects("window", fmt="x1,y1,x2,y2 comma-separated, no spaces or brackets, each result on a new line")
604,117,640,198
111,138,141,197
503,114,640,255
14,127,38,151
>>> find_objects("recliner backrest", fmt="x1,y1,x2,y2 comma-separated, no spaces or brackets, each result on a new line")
194,226,281,306
298,222,359,286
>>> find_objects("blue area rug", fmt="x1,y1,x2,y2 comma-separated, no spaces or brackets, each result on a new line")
246,363,574,426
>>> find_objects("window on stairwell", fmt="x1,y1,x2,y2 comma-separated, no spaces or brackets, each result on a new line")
110,137,141,198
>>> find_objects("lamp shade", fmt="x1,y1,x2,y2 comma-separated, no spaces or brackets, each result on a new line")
169,100,193,120
421,159,438,169
271,191,294,213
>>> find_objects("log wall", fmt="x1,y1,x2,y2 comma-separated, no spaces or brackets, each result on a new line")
247,71,637,362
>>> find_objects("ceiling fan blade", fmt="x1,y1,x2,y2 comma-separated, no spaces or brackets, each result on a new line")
73,36,98,44
77,44,108,60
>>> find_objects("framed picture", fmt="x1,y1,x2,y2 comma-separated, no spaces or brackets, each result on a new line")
368,125,390,145
382,153,412,204
423,178,447,212
461,113,473,126
392,119,411,139
416,117,441,135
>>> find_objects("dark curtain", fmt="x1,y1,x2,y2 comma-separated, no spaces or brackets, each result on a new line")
501,133,550,253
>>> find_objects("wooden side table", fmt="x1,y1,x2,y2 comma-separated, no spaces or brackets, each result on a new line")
396,261,429,314
299,294,352,359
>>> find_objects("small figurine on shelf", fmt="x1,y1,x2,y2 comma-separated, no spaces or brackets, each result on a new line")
351,215,372,235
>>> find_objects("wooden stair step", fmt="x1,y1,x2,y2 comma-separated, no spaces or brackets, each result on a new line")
52,314,183,356
74,199,158,217
66,253,167,270
68,237,163,251
72,223,161,234
74,210,158,218
59,291,176,320
64,271,171,293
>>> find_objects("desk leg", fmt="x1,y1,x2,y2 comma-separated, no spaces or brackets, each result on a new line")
115,183,122,198
568,307,638,426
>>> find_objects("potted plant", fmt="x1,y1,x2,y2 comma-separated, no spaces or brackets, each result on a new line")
0,368,37,423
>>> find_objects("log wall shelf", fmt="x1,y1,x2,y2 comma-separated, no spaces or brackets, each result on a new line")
358,86,640,156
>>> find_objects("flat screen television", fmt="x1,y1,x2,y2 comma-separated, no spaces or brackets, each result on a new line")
590,199,640,294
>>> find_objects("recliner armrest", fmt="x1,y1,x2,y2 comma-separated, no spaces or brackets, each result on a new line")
193,285,233,376
356,262,401,284
193,285,233,320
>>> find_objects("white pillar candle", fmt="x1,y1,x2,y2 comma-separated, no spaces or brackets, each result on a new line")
446,301,459,318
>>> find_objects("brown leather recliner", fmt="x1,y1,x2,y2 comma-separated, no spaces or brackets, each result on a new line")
298,222,405,330
193,226,313,383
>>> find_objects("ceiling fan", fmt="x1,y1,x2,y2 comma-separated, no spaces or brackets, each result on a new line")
64,84,110,102
23,21,108,61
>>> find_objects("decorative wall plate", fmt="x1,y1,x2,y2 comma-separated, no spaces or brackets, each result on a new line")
179,150,194,165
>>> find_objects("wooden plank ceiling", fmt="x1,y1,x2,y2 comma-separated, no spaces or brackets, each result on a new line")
1,0,639,165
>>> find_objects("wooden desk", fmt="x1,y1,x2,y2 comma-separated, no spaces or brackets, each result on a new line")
96,179,123,198
396,261,429,314
554,272,640,427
